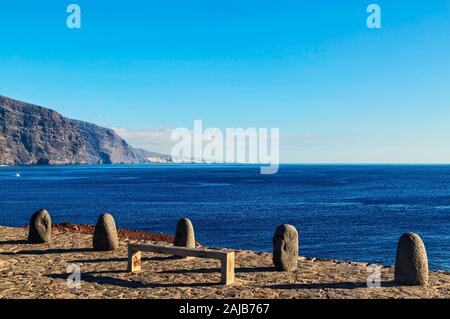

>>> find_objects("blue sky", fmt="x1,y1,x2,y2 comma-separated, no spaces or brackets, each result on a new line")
1,1,450,162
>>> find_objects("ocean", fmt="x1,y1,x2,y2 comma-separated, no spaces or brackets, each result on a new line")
1,164,449,270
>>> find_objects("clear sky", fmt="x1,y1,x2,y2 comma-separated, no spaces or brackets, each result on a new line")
1,1,449,163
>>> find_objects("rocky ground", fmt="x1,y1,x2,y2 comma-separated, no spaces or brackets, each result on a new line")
1,225,450,299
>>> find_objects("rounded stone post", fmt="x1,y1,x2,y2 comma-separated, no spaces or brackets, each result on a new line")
272,224,298,271
174,218,195,248
394,232,429,286
93,213,119,251
28,209,52,243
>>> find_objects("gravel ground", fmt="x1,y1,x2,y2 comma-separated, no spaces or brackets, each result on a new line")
1,225,450,299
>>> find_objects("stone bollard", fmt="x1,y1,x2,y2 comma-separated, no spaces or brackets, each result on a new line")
272,224,298,271
394,232,429,286
28,209,52,243
93,213,119,251
173,217,195,248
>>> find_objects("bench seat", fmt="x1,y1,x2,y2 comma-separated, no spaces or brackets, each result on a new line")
127,243,235,285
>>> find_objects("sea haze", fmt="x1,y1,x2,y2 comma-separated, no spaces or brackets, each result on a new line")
1,164,449,270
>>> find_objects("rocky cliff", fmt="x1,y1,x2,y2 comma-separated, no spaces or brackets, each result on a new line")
0,95,163,165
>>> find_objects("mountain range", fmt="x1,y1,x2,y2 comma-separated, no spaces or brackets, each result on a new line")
0,95,170,166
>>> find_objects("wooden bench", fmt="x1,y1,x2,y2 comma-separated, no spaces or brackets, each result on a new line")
127,243,235,285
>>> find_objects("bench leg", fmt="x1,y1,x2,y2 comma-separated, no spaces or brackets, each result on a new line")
128,248,141,272
220,252,235,285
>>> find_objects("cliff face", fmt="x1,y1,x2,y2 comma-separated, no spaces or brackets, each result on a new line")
71,120,150,165
0,95,152,165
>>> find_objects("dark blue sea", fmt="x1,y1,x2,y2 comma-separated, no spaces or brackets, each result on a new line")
1,164,449,270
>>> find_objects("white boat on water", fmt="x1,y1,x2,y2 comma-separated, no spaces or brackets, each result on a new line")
15,173,21,177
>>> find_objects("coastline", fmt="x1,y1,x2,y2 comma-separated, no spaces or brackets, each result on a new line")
51,223,182,245
2,164,450,270
1,224,449,299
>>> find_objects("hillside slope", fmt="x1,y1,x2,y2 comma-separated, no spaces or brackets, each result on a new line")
0,95,160,165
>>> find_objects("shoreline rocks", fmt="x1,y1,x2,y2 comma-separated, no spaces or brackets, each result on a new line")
50,222,176,244
272,224,298,271
394,232,429,286
1,225,449,299
174,218,195,249
92,213,119,251
28,209,52,243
